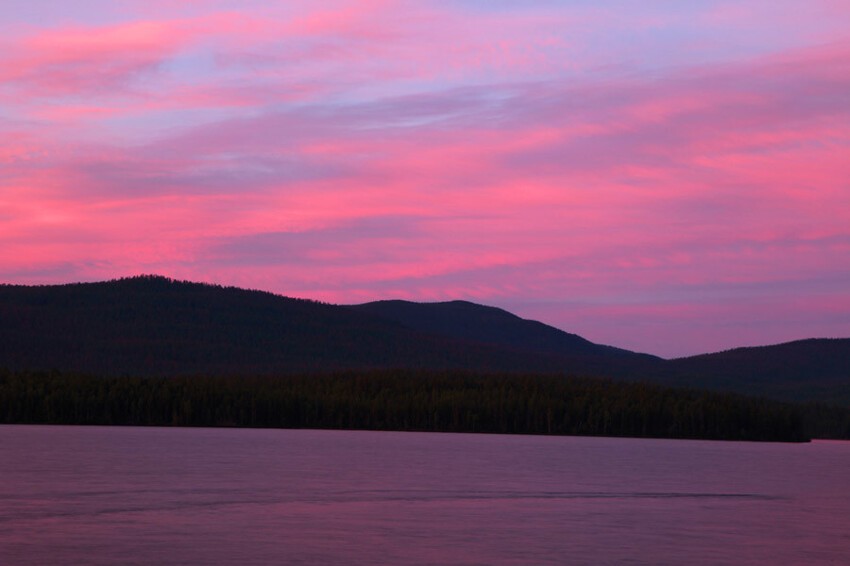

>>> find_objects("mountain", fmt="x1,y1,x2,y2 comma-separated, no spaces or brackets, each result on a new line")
350,300,850,405
348,299,661,377
0,275,848,406
349,300,652,359
0,275,638,377
660,339,850,405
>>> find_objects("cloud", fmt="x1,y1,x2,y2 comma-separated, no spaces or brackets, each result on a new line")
1,1,848,355
207,215,427,269
0,21,184,98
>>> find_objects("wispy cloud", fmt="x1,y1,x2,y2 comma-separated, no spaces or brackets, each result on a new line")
1,0,848,356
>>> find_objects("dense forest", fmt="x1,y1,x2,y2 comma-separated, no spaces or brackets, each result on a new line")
0,369,826,442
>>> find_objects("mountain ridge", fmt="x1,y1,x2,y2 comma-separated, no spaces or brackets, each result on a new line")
349,298,659,360
1,275,848,405
0,275,639,377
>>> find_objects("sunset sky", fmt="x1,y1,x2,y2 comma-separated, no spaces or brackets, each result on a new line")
2,0,848,357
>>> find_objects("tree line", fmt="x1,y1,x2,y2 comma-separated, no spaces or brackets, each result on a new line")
0,369,826,442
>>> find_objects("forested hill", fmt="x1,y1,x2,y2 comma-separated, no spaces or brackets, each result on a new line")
350,300,850,405
660,339,850,405
0,275,641,377
1,276,848,407
349,300,657,361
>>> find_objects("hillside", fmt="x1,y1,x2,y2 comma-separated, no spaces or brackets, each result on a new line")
0,275,848,407
662,339,850,405
351,299,850,405
349,300,656,360
0,276,632,377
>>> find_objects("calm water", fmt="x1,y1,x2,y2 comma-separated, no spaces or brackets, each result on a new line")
1,426,848,565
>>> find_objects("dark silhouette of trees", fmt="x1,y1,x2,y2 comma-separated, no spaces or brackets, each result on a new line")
0,369,816,442
0,276,622,377
2,276,848,407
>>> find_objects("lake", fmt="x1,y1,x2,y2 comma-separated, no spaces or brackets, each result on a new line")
1,426,848,565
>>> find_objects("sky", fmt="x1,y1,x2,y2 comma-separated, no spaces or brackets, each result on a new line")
1,0,848,358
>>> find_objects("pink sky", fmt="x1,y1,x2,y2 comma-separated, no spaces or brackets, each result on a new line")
1,0,848,357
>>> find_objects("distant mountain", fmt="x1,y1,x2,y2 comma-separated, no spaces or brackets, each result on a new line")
350,300,850,404
348,299,661,379
0,275,638,377
349,300,654,360
660,339,850,405
0,275,848,406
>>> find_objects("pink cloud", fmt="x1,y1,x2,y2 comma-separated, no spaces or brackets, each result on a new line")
1,2,848,355
0,21,183,97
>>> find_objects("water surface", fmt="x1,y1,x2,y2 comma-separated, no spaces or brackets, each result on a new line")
1,426,848,564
